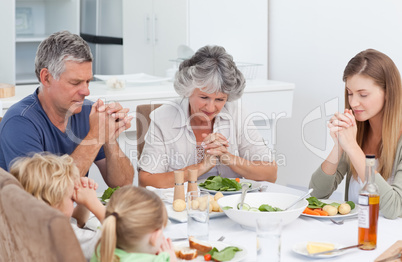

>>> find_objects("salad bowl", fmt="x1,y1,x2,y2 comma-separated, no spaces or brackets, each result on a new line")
217,192,308,229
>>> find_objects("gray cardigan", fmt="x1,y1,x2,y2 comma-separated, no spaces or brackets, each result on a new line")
309,138,402,219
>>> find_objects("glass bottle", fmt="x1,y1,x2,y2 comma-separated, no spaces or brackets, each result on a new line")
358,155,380,250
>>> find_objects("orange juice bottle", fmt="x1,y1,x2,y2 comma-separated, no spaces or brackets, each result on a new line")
358,155,379,250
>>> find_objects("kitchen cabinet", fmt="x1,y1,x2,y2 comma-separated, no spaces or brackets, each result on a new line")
0,0,80,85
122,0,268,79
122,0,187,77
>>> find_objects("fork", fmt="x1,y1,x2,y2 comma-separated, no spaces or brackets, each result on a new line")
217,236,225,241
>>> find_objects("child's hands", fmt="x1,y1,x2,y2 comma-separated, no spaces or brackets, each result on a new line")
158,237,177,262
73,177,98,207
73,177,106,222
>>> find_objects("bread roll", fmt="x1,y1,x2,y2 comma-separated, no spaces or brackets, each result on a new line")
175,247,198,260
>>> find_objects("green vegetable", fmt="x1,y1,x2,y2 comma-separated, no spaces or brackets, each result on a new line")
237,203,250,211
199,176,242,191
346,201,356,210
222,206,233,210
101,186,120,202
329,202,340,208
306,197,326,209
207,246,242,261
258,204,282,212
307,197,356,211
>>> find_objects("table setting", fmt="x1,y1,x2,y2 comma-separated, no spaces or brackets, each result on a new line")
155,180,402,261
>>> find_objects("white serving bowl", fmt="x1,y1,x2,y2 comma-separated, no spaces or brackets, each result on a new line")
217,192,308,229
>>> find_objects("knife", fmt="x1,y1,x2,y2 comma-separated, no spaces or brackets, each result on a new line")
376,253,402,262
170,237,188,242
311,244,363,256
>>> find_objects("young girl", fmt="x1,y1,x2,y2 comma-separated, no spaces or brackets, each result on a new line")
309,49,402,219
10,153,106,260
91,185,177,262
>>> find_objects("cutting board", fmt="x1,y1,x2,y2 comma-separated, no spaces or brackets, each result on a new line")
375,240,402,262
0,83,15,98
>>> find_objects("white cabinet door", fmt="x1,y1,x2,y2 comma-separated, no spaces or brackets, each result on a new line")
123,0,187,77
153,0,187,76
123,0,154,75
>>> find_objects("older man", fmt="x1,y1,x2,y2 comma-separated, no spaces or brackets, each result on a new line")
0,31,134,187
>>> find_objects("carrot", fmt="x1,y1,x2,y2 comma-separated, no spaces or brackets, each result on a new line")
315,209,329,216
303,207,320,216
235,178,240,183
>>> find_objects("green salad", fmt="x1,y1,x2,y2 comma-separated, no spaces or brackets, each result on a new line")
100,186,120,202
199,176,250,191
206,246,242,261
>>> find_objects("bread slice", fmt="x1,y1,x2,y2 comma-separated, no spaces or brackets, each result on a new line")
175,247,198,260
189,236,212,253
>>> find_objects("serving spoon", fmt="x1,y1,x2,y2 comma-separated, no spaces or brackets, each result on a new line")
238,183,250,210
283,188,313,211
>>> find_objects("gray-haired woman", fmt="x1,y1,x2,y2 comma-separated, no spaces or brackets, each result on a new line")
138,45,277,188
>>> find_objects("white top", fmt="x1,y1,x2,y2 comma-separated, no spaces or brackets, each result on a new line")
348,159,396,203
138,98,271,179
70,217,102,261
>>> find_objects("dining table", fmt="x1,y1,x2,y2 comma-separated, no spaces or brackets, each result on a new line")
160,182,402,262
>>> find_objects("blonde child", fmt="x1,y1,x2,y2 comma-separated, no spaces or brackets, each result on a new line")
92,185,177,262
10,153,106,260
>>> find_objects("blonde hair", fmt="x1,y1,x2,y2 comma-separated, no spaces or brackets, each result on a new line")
343,49,402,180
95,185,168,262
9,153,80,207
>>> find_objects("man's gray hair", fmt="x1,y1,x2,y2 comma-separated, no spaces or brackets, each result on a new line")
174,45,245,102
35,30,93,83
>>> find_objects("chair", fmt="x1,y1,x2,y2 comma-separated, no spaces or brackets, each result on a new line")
136,104,163,161
0,169,85,262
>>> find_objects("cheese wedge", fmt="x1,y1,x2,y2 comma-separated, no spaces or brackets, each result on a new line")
306,242,335,254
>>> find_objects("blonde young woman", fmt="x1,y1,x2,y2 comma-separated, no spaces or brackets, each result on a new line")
309,49,402,219
10,153,106,260
91,186,176,262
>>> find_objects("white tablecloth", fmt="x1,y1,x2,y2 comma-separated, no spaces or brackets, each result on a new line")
163,182,402,262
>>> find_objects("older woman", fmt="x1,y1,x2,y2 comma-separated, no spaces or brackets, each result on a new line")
138,45,277,188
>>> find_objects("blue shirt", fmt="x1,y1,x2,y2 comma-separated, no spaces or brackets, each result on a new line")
0,88,105,172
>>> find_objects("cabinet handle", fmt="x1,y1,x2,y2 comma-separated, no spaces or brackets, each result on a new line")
146,14,151,44
153,14,158,45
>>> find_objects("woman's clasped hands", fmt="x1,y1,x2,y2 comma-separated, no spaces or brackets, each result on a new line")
328,109,358,153
201,133,232,166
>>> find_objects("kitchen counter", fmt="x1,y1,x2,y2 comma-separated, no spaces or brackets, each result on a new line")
1,79,295,133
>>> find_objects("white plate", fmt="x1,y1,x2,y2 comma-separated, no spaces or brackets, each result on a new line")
166,204,225,223
94,73,170,84
175,240,247,261
198,178,261,195
292,241,348,258
301,199,358,219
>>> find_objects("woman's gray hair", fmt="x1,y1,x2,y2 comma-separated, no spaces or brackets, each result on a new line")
35,31,93,83
174,45,245,102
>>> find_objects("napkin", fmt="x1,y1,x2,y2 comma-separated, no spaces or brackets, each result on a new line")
146,184,188,204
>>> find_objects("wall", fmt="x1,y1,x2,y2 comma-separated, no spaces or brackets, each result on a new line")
269,0,402,199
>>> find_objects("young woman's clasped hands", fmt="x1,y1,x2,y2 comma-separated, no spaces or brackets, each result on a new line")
329,109,357,153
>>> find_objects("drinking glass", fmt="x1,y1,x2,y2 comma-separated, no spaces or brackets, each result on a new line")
256,218,282,262
187,191,210,241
